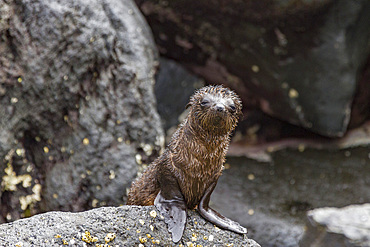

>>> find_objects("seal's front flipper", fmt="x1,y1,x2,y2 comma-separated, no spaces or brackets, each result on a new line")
198,182,247,234
154,191,187,242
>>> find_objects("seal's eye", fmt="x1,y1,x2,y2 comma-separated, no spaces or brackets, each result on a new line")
229,104,236,112
200,99,209,106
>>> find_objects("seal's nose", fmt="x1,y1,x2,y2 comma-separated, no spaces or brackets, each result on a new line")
215,104,225,112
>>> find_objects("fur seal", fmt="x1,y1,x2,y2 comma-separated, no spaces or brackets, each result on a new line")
127,85,247,242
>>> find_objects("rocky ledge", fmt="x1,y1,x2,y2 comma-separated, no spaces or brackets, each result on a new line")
0,205,260,247
300,203,370,247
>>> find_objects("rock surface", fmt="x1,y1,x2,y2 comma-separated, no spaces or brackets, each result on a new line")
155,58,204,134
213,146,370,247
136,0,370,137
299,204,370,247
0,0,163,222
0,206,261,247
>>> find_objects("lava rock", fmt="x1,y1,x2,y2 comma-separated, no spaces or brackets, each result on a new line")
299,204,370,247
155,57,204,133
0,206,261,247
136,0,370,137
0,0,163,221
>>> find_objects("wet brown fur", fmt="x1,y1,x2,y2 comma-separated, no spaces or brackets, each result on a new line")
126,85,242,209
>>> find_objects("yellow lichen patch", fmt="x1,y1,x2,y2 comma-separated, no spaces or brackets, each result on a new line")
2,163,32,191
140,143,153,156
109,170,115,180
43,146,49,153
247,174,255,181
289,88,299,98
62,239,68,245
82,231,98,243
248,209,255,215
15,242,23,247
92,199,99,207
139,236,147,243
6,213,11,221
298,144,306,152
16,148,25,156
19,184,42,210
17,77,23,83
96,244,112,247
20,174,32,188
251,65,259,73
117,137,123,143
186,242,194,247
135,154,142,165
152,239,160,244
104,233,116,243
146,234,152,239
83,138,90,145
191,233,197,242
55,234,61,238
149,210,157,218
266,146,275,153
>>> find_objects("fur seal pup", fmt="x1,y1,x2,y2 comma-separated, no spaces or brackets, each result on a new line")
127,85,247,242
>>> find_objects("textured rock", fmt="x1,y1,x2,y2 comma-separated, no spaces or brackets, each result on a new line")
155,57,204,133
0,0,163,222
299,204,370,247
214,146,370,247
0,206,261,247
136,0,370,137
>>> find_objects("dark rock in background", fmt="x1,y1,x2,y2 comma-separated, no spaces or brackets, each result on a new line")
213,146,370,247
155,57,204,134
299,204,370,247
135,0,370,137
0,205,261,247
0,0,163,222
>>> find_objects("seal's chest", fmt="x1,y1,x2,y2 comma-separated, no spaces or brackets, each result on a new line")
182,165,221,208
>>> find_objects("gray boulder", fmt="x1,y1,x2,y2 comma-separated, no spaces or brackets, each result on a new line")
136,0,370,137
155,58,204,133
0,0,163,222
299,204,370,247
0,206,261,247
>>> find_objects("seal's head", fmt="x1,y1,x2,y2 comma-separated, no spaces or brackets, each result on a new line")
187,85,242,135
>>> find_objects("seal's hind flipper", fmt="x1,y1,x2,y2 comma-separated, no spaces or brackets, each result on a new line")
198,182,247,234
154,191,187,242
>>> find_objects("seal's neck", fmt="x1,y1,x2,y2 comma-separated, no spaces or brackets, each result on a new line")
186,117,231,144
